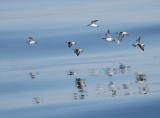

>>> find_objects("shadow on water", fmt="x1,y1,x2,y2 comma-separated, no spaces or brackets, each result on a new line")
63,63,153,102
73,78,88,100
29,72,39,80
26,62,160,106
32,97,43,104
1,60,160,110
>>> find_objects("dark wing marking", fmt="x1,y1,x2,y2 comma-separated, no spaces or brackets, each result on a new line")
138,44,144,51
139,45,144,51
106,29,112,38
117,33,123,42
91,20,98,24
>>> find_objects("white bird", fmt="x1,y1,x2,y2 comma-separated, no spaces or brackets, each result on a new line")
73,48,83,56
132,36,145,51
87,20,99,27
65,41,76,48
102,29,115,42
26,36,37,45
117,32,129,44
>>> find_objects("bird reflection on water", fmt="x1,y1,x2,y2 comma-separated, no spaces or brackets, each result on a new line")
66,69,79,77
90,68,101,76
33,97,43,104
119,63,131,74
73,78,88,100
135,73,149,94
29,72,39,80
28,64,151,105
122,83,131,96
103,63,131,77
108,81,119,96
64,63,152,101
23,64,153,107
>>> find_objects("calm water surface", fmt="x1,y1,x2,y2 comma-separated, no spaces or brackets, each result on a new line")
0,0,160,118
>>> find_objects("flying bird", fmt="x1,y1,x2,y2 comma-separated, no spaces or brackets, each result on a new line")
87,20,99,27
117,32,129,44
132,36,145,51
102,29,115,42
65,41,76,48
73,48,83,56
26,36,37,45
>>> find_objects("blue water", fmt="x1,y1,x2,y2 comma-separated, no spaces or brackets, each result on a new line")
0,0,160,118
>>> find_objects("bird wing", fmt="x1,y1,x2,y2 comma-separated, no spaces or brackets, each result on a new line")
106,29,112,38
27,37,34,42
91,20,98,24
139,44,144,51
136,36,141,43
65,41,68,44
122,32,129,35
117,33,123,42
137,44,144,51
72,41,76,45
28,36,33,40
79,49,83,52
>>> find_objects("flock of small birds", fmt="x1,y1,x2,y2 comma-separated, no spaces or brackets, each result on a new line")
26,19,145,56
